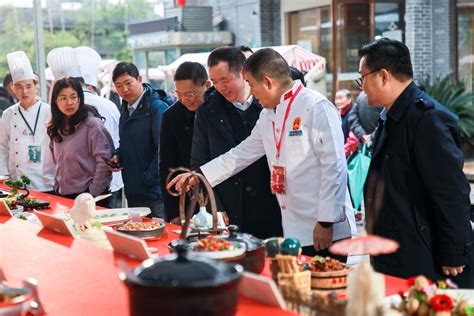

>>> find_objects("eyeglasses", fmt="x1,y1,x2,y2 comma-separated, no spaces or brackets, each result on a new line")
355,68,382,89
176,91,199,100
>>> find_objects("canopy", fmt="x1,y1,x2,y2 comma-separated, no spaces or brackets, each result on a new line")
159,45,325,75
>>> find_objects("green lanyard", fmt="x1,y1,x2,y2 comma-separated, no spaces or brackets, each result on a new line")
18,103,42,137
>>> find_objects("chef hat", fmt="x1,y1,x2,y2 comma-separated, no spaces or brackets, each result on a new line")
75,46,101,88
47,47,82,80
7,51,35,84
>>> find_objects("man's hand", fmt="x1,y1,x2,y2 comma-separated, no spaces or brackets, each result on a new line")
313,222,334,251
442,265,465,276
166,172,198,193
362,134,372,145
106,155,122,172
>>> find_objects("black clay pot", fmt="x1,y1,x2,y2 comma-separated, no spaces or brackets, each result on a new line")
120,241,243,316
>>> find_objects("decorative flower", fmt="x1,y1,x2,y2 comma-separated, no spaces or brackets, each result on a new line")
445,278,458,289
430,294,454,312
422,283,436,296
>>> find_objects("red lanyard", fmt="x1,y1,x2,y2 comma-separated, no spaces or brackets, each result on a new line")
272,84,303,160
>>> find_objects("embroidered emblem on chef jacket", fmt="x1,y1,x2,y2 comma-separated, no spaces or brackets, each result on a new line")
289,117,303,136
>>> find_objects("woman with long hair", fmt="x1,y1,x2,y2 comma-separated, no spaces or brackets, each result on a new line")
48,77,113,206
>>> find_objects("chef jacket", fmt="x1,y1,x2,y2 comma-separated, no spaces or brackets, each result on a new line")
0,99,54,191
201,81,357,246
84,91,123,192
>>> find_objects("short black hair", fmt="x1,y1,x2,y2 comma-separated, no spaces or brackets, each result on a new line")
243,48,292,85
358,38,413,81
208,47,246,76
289,66,305,86
112,62,140,82
3,73,12,87
174,62,208,86
239,45,254,55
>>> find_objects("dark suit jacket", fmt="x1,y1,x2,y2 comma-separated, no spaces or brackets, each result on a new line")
191,88,282,239
159,101,195,221
364,82,473,287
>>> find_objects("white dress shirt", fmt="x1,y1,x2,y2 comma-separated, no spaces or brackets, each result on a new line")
84,91,124,192
0,100,54,191
201,80,357,246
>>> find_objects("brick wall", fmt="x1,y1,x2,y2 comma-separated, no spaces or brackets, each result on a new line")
405,0,455,81
260,0,281,46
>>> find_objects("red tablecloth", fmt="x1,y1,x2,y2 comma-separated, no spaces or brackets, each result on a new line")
0,187,408,315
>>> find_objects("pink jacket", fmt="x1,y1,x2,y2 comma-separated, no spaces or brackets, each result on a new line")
50,115,114,196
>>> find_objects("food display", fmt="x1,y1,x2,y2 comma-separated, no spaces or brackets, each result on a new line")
308,256,346,273
193,235,237,252
390,275,474,316
118,221,163,231
115,219,166,240
17,198,50,210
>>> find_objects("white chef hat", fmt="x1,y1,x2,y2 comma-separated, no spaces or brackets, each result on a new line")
47,47,82,80
75,46,101,88
7,51,35,84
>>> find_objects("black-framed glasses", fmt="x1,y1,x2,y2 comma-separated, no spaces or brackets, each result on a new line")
355,68,382,89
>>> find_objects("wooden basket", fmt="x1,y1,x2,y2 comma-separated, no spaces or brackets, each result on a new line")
310,266,351,290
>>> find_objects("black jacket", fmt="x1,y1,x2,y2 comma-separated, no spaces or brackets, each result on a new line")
191,88,282,239
364,82,473,287
159,101,195,220
117,83,169,200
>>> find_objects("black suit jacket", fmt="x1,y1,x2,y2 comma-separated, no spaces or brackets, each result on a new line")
364,82,473,287
159,101,195,220
191,88,282,239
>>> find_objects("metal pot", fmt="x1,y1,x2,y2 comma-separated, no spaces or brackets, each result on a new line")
120,241,243,316
221,225,266,274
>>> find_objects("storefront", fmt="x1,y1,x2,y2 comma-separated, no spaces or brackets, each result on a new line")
284,0,474,97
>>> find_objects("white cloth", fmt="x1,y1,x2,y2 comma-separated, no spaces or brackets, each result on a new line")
232,95,254,111
0,100,55,191
201,81,357,246
128,90,145,115
84,91,123,192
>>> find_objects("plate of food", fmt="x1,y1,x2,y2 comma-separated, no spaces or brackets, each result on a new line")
188,235,246,260
16,198,50,210
115,220,166,239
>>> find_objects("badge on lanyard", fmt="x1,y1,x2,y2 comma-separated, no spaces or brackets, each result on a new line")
27,144,42,163
271,162,286,194
270,84,303,195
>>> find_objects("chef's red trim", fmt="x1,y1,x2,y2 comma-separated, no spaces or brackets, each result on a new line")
272,84,303,159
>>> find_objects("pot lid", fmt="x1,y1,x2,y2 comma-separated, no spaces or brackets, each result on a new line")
221,225,263,252
131,240,242,288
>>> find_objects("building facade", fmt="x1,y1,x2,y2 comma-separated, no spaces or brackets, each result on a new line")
281,0,473,95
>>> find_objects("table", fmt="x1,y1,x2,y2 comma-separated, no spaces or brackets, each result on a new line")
0,188,408,315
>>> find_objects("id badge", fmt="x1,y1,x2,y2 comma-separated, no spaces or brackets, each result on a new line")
27,144,42,163
271,162,286,194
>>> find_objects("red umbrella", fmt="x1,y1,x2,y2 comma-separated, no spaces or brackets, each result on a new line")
329,231,399,256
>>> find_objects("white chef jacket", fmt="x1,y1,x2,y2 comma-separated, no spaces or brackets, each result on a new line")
84,91,123,192
0,99,55,192
201,81,357,246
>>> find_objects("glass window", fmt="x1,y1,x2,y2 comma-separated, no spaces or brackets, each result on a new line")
289,7,333,73
458,2,474,92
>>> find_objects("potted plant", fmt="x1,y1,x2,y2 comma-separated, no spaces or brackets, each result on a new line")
420,75,474,159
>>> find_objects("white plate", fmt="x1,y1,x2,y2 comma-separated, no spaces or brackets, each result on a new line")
0,175,9,181
14,211,40,224
58,207,151,226
189,240,246,259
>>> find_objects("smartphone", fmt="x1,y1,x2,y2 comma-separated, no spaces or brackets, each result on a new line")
102,156,121,169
